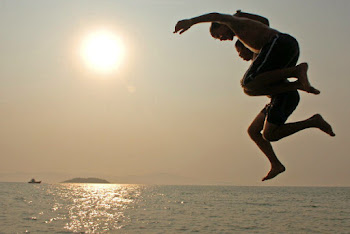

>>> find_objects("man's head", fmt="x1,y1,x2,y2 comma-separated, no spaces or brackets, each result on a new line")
235,40,254,61
210,22,235,41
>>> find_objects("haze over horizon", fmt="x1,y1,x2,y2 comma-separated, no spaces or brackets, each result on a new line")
1,0,349,186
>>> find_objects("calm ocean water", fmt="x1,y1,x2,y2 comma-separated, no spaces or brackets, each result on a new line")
0,183,349,233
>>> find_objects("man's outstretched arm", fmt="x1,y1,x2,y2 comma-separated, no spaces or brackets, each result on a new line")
174,12,234,34
174,11,269,35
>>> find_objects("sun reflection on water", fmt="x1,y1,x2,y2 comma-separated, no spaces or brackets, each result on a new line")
50,184,141,233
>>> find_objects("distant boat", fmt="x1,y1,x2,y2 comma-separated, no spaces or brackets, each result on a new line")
28,178,41,184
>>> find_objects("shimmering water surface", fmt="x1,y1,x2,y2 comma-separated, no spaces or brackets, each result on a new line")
0,183,349,233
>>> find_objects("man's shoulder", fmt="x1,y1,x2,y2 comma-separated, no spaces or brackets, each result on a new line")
234,10,269,26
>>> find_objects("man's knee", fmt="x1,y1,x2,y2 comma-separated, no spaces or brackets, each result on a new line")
242,80,266,97
244,87,265,96
243,87,256,96
247,125,261,141
242,80,254,90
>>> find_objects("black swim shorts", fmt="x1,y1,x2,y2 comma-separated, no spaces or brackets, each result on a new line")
241,33,300,86
242,33,301,125
262,91,300,125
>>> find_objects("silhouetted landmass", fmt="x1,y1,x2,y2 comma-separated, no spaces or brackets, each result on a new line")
62,177,110,184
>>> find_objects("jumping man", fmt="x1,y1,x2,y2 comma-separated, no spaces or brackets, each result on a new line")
174,11,335,181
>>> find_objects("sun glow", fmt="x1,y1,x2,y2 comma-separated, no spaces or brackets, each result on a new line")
81,30,125,73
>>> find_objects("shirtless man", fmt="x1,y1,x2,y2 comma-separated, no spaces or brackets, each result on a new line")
174,11,319,95
174,11,335,181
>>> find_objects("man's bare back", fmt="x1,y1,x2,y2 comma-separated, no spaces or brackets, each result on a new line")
225,16,279,53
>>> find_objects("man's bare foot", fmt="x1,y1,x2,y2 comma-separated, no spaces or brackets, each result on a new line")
262,164,286,181
308,86,321,95
309,114,336,136
296,63,320,95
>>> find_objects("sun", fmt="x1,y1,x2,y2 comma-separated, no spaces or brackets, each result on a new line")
81,30,125,73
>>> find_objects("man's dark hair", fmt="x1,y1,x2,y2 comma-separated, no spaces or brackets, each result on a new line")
209,22,235,38
210,22,221,31
209,22,221,37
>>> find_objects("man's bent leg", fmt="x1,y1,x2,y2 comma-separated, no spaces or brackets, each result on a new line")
263,114,335,142
244,63,320,95
247,111,285,181
244,81,302,96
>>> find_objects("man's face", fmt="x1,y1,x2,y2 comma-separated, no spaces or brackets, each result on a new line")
211,25,234,41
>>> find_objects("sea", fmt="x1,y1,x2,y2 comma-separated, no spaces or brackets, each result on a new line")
0,183,349,233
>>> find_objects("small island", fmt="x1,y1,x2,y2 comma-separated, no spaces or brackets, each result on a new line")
61,177,110,184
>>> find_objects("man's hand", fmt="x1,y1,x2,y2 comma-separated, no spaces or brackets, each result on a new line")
235,40,254,61
174,19,193,34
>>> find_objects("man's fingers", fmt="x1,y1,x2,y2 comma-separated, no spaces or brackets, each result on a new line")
179,29,187,34
174,27,182,34
173,28,186,34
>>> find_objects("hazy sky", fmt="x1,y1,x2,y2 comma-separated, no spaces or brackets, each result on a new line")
1,0,349,186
